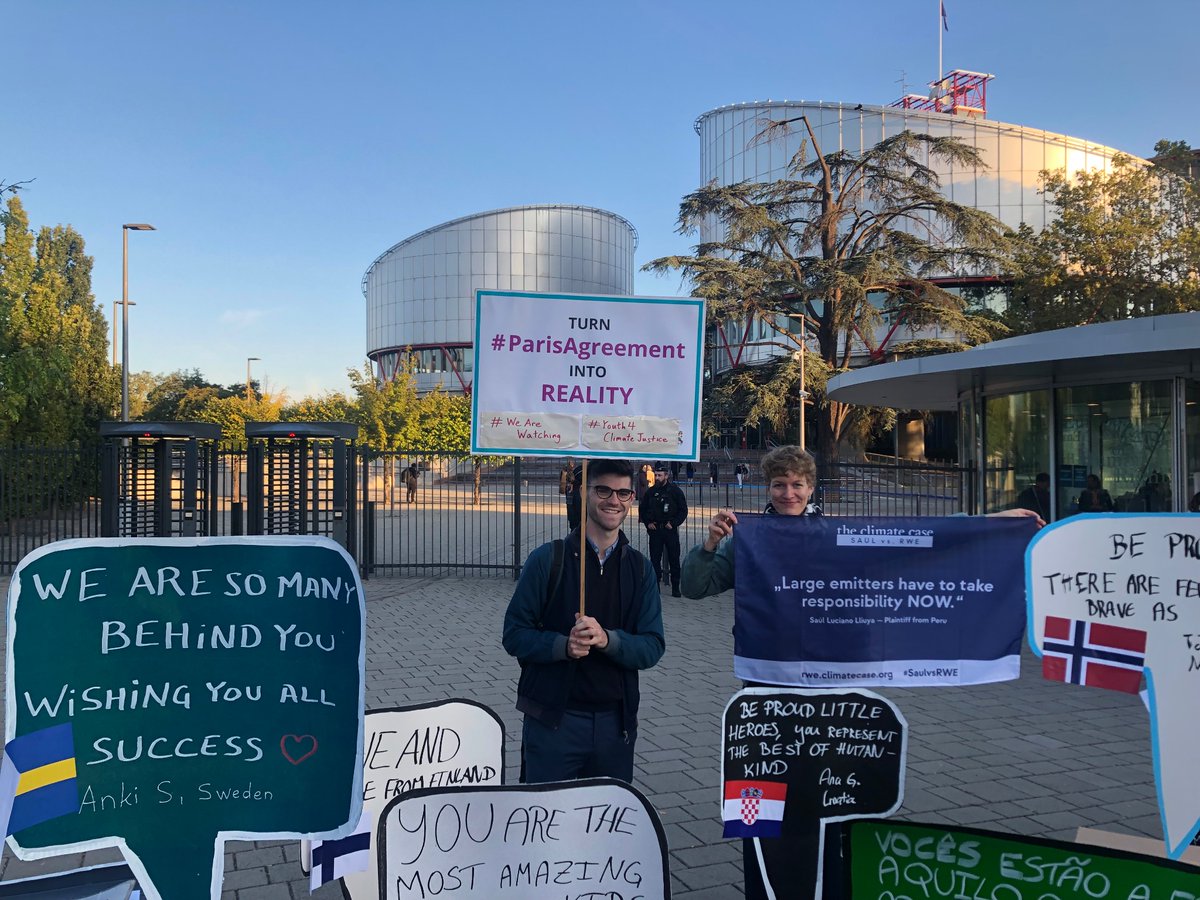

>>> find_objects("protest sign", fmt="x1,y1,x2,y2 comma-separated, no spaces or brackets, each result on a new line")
723,688,906,899
1028,515,1200,857
378,780,669,899
846,820,1200,900
313,701,505,899
4,537,365,900
470,290,705,459
734,515,1035,686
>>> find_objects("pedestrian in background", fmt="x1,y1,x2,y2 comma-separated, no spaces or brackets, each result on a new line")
404,463,419,503
560,459,577,529
640,468,688,597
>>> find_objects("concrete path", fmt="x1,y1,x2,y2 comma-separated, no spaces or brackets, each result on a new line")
0,574,1160,899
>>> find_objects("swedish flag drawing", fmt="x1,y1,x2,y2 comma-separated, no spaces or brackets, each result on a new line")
0,723,79,835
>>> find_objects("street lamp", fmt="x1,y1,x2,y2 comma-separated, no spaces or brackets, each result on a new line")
793,325,812,451
246,357,261,402
111,299,135,368
121,223,156,421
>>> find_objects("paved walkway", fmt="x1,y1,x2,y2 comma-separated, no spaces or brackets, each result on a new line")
1,574,1159,899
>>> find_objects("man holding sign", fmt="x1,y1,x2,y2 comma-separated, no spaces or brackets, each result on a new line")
502,459,665,784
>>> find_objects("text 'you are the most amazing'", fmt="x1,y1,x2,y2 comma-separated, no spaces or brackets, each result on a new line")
5,537,366,900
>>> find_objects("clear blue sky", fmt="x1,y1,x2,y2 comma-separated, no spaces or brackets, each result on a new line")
6,0,1195,400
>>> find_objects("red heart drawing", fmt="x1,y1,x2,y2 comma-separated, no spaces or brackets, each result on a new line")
280,734,318,765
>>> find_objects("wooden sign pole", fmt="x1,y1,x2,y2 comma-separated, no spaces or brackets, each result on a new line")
578,458,588,618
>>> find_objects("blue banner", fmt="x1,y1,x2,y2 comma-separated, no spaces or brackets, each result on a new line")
733,515,1035,687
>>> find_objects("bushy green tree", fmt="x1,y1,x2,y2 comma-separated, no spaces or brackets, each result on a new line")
194,394,284,446
1006,154,1200,334
282,392,354,423
647,120,1012,456
0,195,117,445
139,369,235,421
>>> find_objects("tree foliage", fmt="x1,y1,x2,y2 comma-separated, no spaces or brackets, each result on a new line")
1006,154,1200,334
139,369,236,422
646,119,1012,456
0,196,116,445
1152,139,1196,179
282,392,354,423
194,394,285,448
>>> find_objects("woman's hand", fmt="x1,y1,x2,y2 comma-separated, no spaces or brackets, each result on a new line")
704,508,739,552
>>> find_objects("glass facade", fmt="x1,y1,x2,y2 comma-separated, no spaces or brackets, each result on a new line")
362,205,638,392
978,379,1190,519
1056,381,1173,518
695,102,1128,376
984,390,1051,514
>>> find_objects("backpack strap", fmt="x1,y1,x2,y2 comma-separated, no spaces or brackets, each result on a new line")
625,546,646,597
537,538,566,628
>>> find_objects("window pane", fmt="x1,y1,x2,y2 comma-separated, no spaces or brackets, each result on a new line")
1056,381,1174,518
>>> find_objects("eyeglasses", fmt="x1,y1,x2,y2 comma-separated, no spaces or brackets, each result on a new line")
591,485,635,502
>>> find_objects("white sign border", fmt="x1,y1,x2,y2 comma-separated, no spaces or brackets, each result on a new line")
470,289,706,460
3,535,367,900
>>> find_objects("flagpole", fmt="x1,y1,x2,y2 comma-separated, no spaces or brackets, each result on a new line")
938,0,943,81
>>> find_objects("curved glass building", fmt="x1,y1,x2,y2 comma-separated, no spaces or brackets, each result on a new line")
362,205,638,393
827,313,1200,518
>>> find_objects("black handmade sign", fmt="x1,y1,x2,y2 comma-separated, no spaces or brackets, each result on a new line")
722,688,907,898
4,537,366,900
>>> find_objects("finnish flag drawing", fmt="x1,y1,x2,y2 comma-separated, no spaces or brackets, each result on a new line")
723,780,786,838
310,809,372,890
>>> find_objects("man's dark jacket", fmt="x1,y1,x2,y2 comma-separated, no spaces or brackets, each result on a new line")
502,531,665,734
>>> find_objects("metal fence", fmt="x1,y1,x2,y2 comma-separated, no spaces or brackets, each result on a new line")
354,454,967,579
0,446,104,570
0,447,967,577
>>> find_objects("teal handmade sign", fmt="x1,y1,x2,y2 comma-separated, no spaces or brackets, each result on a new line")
4,537,366,900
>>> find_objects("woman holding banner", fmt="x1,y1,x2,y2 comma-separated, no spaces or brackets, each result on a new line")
681,445,821,599
680,444,1042,899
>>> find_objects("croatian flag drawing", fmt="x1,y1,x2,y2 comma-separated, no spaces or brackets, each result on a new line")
1042,616,1146,694
723,780,786,838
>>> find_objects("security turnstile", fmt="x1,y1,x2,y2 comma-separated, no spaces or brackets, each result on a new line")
245,422,358,557
100,422,222,537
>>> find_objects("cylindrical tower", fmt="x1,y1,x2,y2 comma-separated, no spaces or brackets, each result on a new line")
362,205,638,393
694,100,1132,375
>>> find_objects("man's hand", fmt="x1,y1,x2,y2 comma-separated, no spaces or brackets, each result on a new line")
572,613,609,653
566,634,590,658
645,522,658,530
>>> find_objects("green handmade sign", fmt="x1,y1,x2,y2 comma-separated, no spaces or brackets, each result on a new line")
5,537,365,900
847,820,1200,900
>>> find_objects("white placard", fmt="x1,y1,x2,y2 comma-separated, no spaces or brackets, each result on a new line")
1028,514,1200,857
304,701,505,900
378,780,669,899
471,290,705,459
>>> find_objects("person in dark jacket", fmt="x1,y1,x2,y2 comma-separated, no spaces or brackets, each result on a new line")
640,468,688,597
502,458,665,784
1015,472,1050,520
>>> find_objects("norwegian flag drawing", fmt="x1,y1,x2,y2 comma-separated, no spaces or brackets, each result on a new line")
722,780,787,838
1042,616,1147,694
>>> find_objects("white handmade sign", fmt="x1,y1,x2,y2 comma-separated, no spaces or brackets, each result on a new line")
304,701,505,899
1028,514,1200,857
378,780,669,899
471,290,705,460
